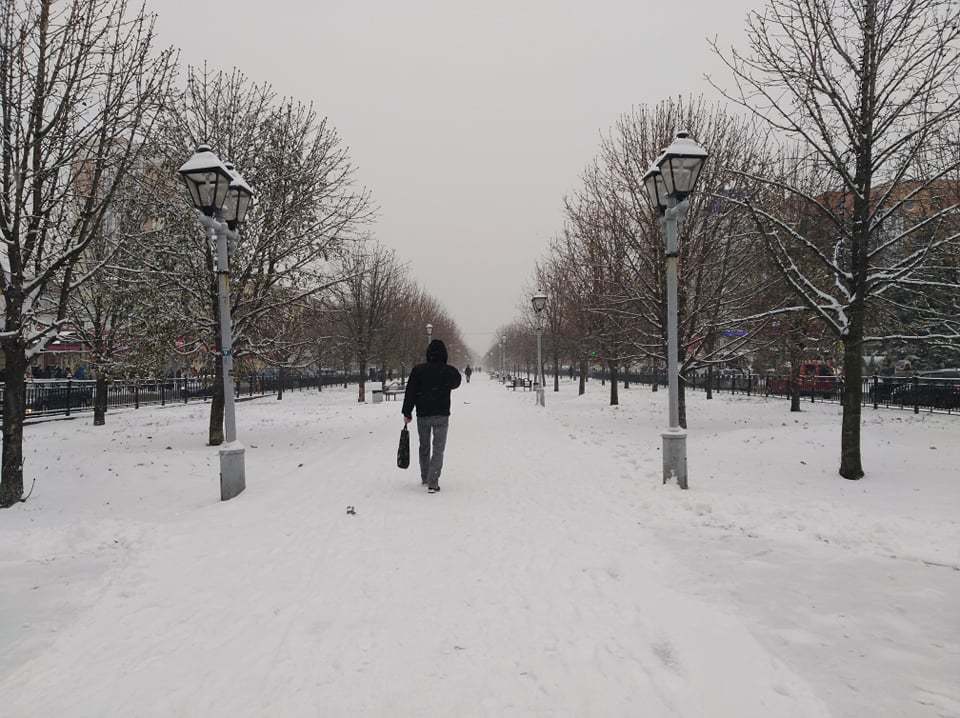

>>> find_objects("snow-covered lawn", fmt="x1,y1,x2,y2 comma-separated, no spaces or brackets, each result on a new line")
1,378,957,717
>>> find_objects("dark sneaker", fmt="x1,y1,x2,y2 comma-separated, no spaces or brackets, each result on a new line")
428,486,440,493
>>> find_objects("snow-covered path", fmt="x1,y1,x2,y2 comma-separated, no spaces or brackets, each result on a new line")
1,377,957,716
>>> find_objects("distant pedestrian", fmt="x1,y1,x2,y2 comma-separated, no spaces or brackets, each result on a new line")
402,339,462,493
464,365,473,383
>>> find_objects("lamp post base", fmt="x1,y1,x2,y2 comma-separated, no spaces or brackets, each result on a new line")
219,443,246,501
661,429,687,489
536,387,545,407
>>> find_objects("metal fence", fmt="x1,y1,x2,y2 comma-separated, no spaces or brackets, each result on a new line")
2,373,364,421
595,370,960,415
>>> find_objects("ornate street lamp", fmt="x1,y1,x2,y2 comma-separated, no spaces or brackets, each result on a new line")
642,165,668,215
531,292,548,407
656,131,709,200
644,131,709,490
426,322,433,344
222,163,253,229
178,144,254,502
177,144,232,216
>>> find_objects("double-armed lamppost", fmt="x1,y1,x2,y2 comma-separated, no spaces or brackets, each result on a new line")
531,292,548,407
178,144,254,501
642,131,708,490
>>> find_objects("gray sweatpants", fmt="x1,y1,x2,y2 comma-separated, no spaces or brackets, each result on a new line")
416,415,450,488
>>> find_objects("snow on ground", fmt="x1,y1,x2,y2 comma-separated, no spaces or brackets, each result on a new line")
1,377,957,717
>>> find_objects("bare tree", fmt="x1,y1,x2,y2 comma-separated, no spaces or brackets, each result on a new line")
0,0,175,506
333,243,403,403
67,167,179,425
552,226,601,396
534,254,569,392
713,0,960,478
552,99,772,420
151,66,373,444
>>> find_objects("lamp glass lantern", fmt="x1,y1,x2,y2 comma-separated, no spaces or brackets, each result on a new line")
177,144,232,216
655,131,709,200
426,323,433,334
531,292,548,315
223,165,254,227
642,165,669,213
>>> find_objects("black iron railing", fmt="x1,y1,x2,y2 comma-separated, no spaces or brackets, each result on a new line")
1,373,364,421
590,369,960,415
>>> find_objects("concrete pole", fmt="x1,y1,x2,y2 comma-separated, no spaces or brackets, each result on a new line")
536,325,545,407
210,214,245,501
662,198,688,489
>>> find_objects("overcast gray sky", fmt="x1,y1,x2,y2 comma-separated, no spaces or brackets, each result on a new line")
149,0,759,357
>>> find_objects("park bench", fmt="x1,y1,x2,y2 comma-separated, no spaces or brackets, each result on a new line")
508,378,535,391
383,382,405,401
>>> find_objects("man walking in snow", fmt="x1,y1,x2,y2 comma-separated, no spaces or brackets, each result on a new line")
464,365,473,383
402,339,462,493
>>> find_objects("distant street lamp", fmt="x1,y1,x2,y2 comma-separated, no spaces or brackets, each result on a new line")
426,322,433,344
178,144,254,501
531,292,548,407
642,130,708,490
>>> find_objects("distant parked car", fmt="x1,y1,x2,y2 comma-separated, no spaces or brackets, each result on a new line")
889,380,960,410
919,369,960,379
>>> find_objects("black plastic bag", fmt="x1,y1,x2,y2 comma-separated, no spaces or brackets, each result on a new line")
397,426,410,469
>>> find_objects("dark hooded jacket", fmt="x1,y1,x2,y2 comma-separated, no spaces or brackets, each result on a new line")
402,340,462,418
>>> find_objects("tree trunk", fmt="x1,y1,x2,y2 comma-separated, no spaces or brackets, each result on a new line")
277,366,285,400
839,315,865,479
208,355,225,446
578,359,587,395
0,345,27,507
553,353,559,392
358,361,367,403
609,362,619,406
317,345,323,392
678,379,687,429
838,0,873,480
790,360,802,412
706,366,713,399
94,374,108,426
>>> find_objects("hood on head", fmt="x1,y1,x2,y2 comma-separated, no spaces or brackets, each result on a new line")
426,339,448,364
